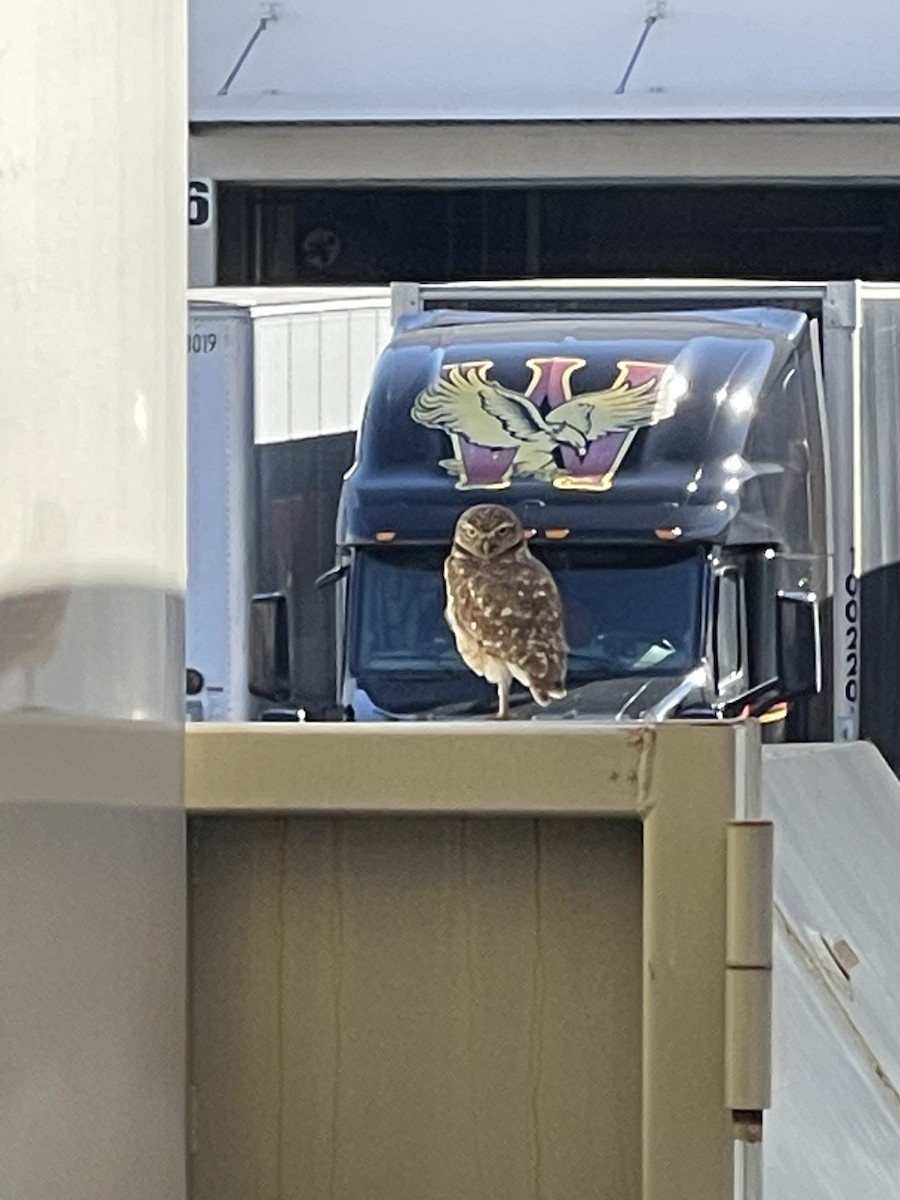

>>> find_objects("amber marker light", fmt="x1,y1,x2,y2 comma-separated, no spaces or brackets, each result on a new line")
655,526,683,540
544,528,570,540
374,531,396,542
758,702,788,724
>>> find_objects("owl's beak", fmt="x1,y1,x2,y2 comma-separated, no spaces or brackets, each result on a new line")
481,540,492,558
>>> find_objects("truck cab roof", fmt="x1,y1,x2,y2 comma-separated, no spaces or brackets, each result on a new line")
338,305,817,550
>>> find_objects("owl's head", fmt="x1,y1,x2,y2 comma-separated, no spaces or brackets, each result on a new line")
453,504,525,560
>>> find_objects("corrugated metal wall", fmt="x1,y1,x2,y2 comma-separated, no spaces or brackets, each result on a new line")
253,300,393,443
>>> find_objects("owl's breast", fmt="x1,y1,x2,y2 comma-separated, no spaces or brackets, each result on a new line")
444,548,567,689
445,595,487,673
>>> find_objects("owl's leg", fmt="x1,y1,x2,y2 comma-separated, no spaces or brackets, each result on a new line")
495,674,511,720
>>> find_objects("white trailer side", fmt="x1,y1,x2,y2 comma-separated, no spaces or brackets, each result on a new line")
187,301,254,721
186,288,391,720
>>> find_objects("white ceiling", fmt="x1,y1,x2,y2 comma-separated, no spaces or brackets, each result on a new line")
190,0,900,122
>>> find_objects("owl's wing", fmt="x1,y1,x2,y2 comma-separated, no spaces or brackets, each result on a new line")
555,378,672,437
412,364,547,445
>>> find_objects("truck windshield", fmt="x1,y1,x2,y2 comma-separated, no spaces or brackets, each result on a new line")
348,545,707,715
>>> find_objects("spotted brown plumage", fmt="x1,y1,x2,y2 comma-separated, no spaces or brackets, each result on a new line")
444,503,568,719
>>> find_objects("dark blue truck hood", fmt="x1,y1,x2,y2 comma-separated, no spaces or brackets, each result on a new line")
351,671,705,723
337,305,816,550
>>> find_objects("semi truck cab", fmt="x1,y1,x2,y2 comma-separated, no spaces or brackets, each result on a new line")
252,299,826,730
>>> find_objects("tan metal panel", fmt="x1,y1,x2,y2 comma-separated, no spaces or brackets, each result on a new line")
190,814,642,1200
185,722,649,815
187,720,751,1200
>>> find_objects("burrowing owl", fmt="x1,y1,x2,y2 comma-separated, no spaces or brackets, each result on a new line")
444,503,568,719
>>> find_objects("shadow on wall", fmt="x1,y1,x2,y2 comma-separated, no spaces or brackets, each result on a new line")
257,432,357,714
784,592,833,748
860,564,900,777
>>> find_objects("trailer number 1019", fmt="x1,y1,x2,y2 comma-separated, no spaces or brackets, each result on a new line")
188,333,218,354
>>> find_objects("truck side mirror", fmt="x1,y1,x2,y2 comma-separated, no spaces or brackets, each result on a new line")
776,591,821,699
248,592,291,701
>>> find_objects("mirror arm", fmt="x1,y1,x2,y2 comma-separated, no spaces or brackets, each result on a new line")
720,678,782,721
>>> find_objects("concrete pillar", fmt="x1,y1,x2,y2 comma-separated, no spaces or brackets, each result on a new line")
0,0,187,1196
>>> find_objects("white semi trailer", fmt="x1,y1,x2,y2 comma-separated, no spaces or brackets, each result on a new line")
185,287,391,721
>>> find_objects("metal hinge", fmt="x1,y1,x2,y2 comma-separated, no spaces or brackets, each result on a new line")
725,820,774,1142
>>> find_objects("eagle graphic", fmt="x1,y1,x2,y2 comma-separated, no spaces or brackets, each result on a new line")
411,359,677,490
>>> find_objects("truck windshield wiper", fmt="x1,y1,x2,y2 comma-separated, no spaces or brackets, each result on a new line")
364,663,463,680
415,678,610,719
414,693,535,720
564,655,620,674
